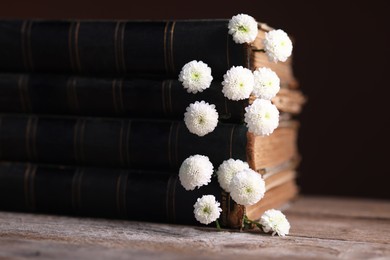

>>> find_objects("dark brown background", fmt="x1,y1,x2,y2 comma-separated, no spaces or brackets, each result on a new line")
1,0,389,198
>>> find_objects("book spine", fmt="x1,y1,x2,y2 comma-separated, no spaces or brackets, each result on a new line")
0,161,243,228
0,20,248,79
0,74,247,122
0,115,247,169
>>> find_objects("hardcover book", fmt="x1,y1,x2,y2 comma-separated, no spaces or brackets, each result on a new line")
0,160,298,228
0,74,305,122
0,114,298,171
0,20,297,86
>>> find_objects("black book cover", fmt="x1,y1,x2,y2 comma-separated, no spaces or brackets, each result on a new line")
0,161,242,227
0,114,247,169
0,20,249,79
0,73,247,122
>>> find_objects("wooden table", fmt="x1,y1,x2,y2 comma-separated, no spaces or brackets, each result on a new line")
0,196,389,259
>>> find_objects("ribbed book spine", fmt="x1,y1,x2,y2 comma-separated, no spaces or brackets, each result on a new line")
0,74,247,122
0,161,243,227
0,114,247,169
0,20,248,78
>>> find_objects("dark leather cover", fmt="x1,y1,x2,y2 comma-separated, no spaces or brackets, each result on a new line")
0,20,249,79
0,73,247,122
0,114,247,170
0,161,240,227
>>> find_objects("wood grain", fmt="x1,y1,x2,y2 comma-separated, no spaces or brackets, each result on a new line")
0,196,389,259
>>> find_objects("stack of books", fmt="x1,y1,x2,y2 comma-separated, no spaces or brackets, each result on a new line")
0,17,305,228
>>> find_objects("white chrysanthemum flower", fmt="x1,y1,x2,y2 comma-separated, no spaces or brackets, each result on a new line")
178,60,213,94
179,155,214,191
229,169,265,206
184,101,219,136
252,67,281,100
260,209,291,237
222,66,254,101
263,29,293,63
228,14,258,44
193,195,222,225
244,99,279,136
217,159,250,193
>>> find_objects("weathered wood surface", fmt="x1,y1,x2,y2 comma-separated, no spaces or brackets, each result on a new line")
0,196,389,260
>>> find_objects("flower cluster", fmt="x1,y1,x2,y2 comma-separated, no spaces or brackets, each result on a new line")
184,101,219,137
222,66,254,101
228,14,258,44
179,155,290,236
175,13,292,236
179,60,213,93
244,99,279,136
263,29,293,63
260,209,291,236
229,168,265,206
180,63,281,137
193,195,222,225
243,209,290,237
179,154,214,190
253,67,280,100
217,159,249,192
227,14,293,64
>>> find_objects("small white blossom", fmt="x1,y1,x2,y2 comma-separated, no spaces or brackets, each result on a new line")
217,159,250,193
229,169,265,206
252,67,281,100
260,209,290,237
263,29,293,63
179,155,214,191
193,195,222,225
244,99,279,136
178,60,213,93
184,101,219,136
222,66,254,101
228,14,258,44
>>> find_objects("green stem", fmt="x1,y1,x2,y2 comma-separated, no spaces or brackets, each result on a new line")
243,215,263,229
215,219,221,230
